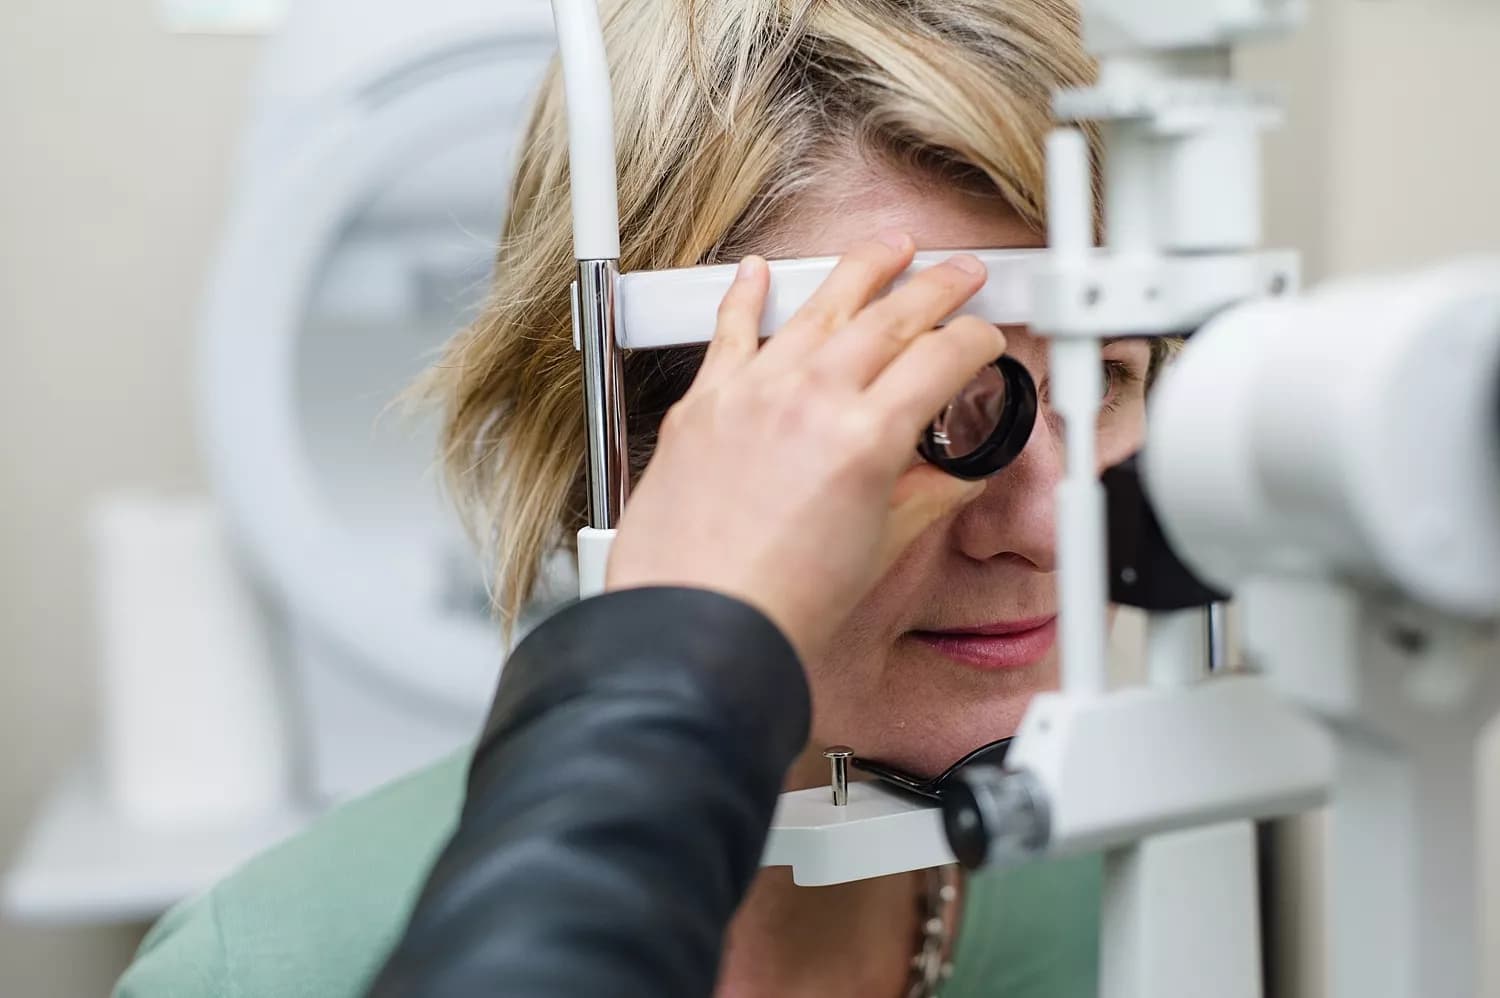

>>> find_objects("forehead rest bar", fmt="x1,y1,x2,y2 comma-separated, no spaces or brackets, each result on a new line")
615,249,1043,351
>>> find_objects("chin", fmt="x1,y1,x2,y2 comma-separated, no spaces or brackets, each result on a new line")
815,646,1061,780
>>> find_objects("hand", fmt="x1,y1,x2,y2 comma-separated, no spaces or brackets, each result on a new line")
605,232,1005,660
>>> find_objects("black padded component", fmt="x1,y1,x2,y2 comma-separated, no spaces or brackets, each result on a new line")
1105,453,1229,610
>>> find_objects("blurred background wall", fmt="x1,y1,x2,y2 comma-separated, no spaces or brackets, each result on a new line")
0,4,261,995
0,0,1496,996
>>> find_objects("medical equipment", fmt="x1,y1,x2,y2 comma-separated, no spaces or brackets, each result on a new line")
552,0,1500,996
199,0,559,802
5,0,563,928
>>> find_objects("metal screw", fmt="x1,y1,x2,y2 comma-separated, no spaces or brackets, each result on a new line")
1268,273,1288,296
824,745,854,806
1082,285,1102,307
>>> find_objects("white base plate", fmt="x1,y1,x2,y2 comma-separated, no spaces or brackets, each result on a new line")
763,782,952,887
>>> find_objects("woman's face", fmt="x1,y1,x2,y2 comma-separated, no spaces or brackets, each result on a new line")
771,160,1151,782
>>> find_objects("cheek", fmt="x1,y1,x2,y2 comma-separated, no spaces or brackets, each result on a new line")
803,523,949,684
857,519,952,621
1098,399,1147,467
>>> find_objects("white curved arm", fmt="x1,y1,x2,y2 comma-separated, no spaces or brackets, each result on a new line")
550,0,621,259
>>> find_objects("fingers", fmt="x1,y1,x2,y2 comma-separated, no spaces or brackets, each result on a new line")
755,231,915,371
867,315,1008,440
692,255,769,393
878,464,987,573
812,254,989,387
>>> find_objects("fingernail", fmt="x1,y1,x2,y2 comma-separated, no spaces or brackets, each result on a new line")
948,254,985,277
735,256,761,281
876,229,912,252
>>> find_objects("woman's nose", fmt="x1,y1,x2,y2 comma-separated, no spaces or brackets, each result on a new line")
950,408,1064,570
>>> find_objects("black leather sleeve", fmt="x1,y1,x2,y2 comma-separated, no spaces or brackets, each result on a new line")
367,587,810,998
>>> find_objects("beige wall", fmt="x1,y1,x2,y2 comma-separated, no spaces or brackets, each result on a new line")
0,3,260,994
1246,0,1500,283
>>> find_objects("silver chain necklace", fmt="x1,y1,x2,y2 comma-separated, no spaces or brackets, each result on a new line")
906,866,963,998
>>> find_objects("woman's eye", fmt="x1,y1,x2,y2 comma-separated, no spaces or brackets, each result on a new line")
1100,359,1143,412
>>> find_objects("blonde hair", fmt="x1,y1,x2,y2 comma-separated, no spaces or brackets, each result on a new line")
426,0,1095,625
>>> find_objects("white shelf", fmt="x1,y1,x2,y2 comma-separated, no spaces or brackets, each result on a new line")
3,763,316,925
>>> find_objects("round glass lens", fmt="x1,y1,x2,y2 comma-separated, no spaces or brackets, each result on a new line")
929,364,1009,459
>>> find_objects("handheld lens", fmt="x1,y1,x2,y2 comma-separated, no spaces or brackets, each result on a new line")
918,356,1037,480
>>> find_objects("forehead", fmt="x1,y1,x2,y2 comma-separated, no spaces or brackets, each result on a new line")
759,156,1150,370
770,156,1043,257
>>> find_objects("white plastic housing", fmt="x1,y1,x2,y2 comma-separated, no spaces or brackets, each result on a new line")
1157,127,1261,252
1007,675,1333,854
1145,257,1500,619
576,527,614,598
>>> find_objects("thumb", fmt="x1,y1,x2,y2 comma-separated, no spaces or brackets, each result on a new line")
878,466,987,573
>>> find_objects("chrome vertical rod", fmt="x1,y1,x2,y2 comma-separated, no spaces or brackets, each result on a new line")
577,259,628,528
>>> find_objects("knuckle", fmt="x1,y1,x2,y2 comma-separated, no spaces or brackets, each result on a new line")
790,362,833,396
716,287,751,324
660,399,690,436
948,315,1002,352
846,240,894,270
846,305,906,348
834,406,889,460
945,314,988,337
920,266,973,302
792,299,842,332
770,390,815,436
860,236,908,267
870,315,915,354
755,372,803,414
872,404,919,450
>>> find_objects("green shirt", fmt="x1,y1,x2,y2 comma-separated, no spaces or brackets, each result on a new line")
115,752,1100,997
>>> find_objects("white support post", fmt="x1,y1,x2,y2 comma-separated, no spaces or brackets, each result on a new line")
1146,608,1209,688
1328,730,1483,998
1046,128,1111,700
1104,611,1258,998
1102,822,1263,998
1243,579,1500,998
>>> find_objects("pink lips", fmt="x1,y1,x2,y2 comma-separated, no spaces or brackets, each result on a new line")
909,616,1058,671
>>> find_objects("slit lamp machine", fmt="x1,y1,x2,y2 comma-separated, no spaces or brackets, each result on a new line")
549,1,1500,995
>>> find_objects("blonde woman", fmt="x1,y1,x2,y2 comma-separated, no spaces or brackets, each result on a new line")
117,1,1165,995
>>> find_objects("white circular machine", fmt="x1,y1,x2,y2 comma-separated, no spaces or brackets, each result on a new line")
199,0,559,800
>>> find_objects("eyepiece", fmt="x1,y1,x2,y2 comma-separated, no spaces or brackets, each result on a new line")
919,356,1038,480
